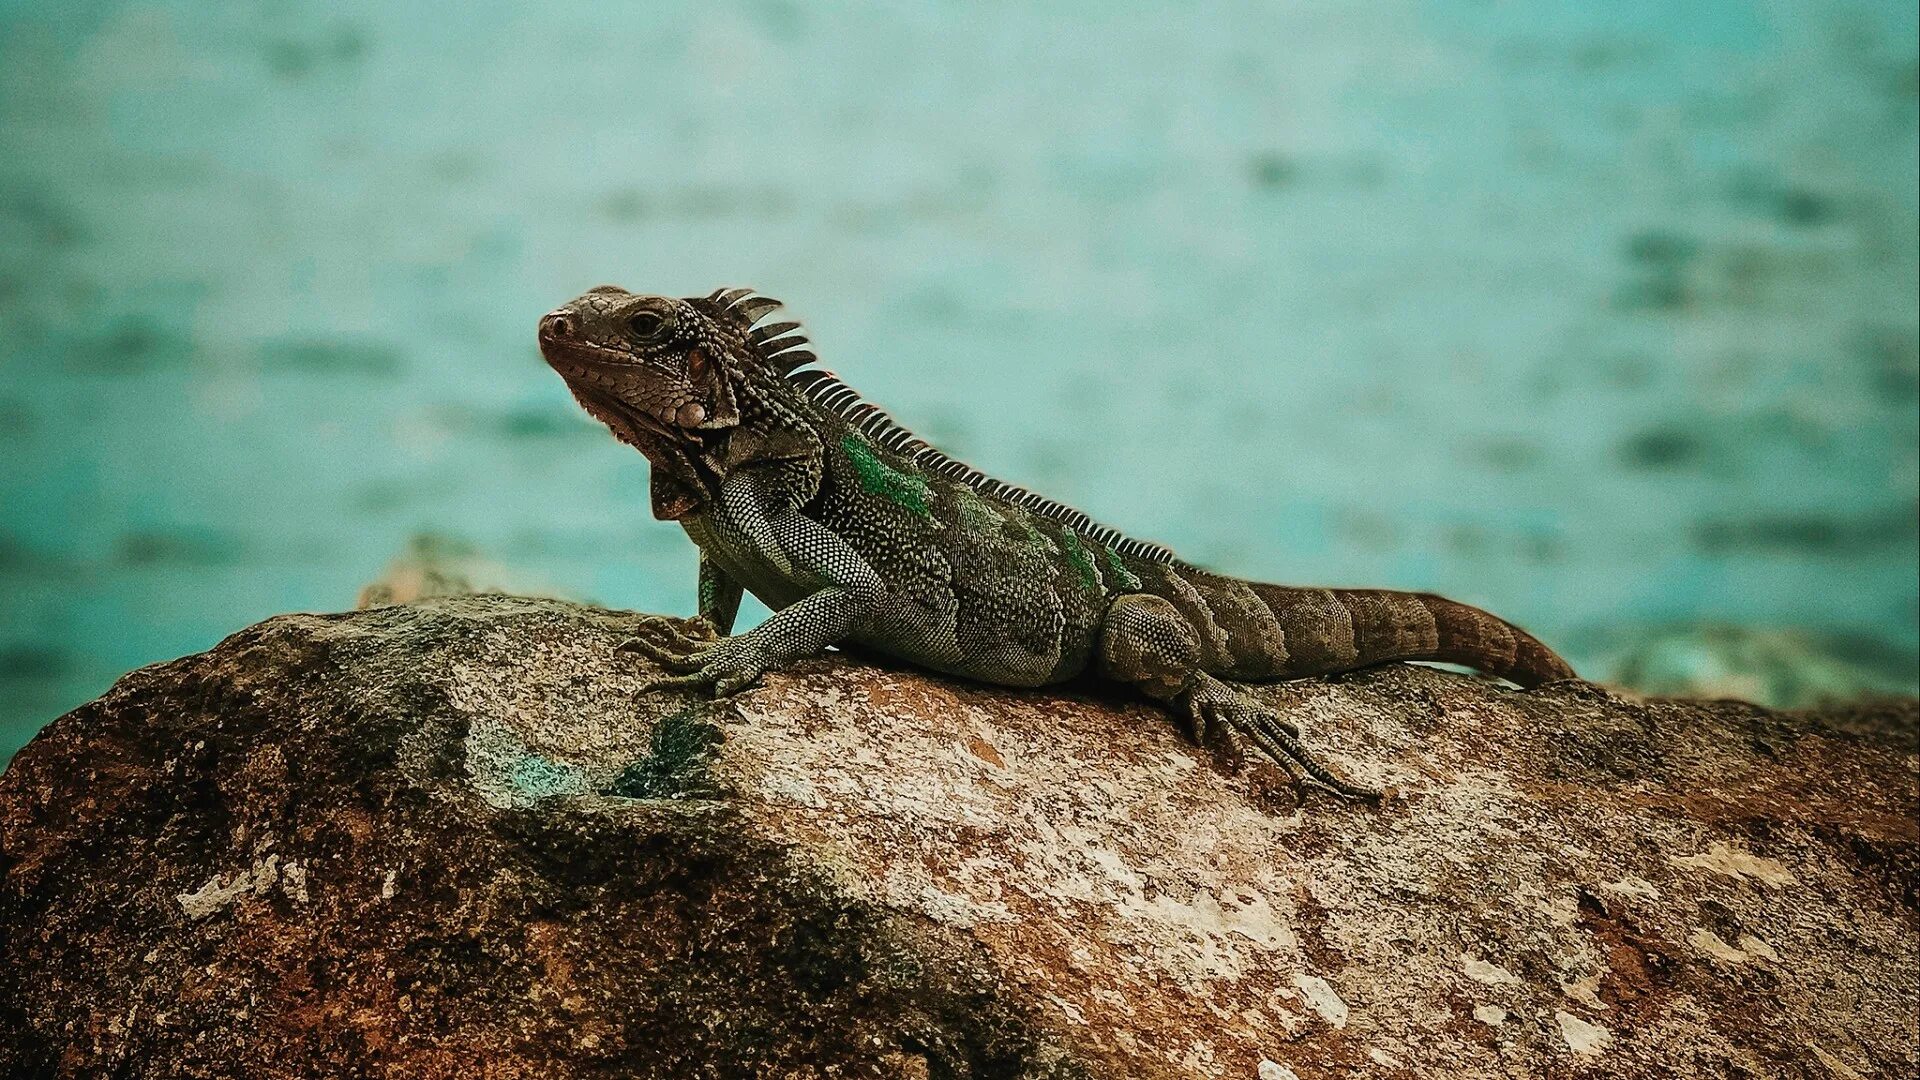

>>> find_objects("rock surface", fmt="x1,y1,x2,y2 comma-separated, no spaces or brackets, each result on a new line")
1,596,1914,1079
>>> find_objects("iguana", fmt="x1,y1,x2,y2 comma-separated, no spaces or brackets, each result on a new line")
538,285,1575,798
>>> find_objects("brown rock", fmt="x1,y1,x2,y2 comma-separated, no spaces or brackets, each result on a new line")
1,596,1914,1078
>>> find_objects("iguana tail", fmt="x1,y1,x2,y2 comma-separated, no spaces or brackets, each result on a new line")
1262,584,1573,686
1153,567,1575,687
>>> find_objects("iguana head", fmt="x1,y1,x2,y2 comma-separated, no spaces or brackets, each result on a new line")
540,285,816,441
539,285,820,516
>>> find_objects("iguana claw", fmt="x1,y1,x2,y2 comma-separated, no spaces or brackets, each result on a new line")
617,635,702,672
1178,679,1380,801
622,631,774,698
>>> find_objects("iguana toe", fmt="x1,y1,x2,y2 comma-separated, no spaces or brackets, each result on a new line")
632,635,773,698
1177,677,1376,801
617,635,705,672
619,616,710,653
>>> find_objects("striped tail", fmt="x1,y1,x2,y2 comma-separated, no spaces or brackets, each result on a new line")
1241,583,1576,688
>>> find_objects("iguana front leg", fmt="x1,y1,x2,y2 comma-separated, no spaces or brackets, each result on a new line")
622,470,884,696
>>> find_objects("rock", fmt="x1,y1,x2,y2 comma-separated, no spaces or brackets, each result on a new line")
1,596,1914,1078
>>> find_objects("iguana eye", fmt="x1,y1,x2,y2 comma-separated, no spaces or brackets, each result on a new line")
627,310,668,340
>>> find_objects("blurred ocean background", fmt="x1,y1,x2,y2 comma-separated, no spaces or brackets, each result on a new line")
2,0,1916,760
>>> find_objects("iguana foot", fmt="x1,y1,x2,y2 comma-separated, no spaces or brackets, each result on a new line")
1177,676,1380,801
618,614,721,653
619,631,774,697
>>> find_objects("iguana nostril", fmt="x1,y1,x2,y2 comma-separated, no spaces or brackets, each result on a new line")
540,312,574,340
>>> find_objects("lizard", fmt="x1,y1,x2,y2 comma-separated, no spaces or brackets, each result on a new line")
537,285,1576,798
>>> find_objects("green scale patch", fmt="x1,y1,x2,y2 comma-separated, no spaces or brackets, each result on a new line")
953,487,1004,532
1056,527,1101,591
1101,543,1142,591
842,435,933,516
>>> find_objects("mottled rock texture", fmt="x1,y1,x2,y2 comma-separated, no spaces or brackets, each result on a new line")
1,596,1914,1079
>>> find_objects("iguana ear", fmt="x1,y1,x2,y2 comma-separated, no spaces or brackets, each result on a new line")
686,346,740,428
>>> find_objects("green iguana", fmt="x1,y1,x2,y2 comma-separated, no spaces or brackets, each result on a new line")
538,285,1575,798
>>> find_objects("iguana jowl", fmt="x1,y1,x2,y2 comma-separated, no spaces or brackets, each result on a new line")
538,285,1575,798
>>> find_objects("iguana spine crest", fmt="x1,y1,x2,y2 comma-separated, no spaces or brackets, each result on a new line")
706,289,1177,565
787,367,1180,565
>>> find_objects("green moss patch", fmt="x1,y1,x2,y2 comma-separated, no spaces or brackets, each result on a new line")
605,707,727,800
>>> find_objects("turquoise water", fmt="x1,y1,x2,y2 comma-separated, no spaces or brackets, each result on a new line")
3,1,1916,758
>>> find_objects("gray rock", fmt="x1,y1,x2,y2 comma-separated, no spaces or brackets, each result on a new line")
2,596,1914,1078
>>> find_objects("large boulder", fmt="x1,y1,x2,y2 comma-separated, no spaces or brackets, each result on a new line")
1,596,1913,1078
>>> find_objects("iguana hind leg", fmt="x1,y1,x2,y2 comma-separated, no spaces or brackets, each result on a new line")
1097,593,1380,801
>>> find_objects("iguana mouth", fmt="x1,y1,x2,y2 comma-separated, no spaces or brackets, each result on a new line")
566,382,730,457
566,382,676,441
543,342,731,434
539,338,643,374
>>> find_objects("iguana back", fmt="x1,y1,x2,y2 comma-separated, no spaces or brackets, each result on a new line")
786,367,1573,691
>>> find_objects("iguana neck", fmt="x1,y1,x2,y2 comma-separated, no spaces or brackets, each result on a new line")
647,365,828,520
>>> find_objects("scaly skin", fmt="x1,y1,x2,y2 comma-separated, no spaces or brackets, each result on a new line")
538,285,1576,799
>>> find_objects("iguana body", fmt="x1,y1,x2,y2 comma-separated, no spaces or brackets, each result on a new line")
539,285,1575,797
